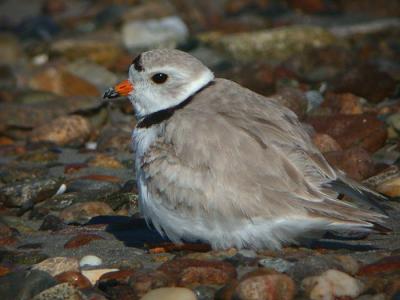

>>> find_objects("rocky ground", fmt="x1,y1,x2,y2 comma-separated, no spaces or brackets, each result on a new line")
0,0,400,299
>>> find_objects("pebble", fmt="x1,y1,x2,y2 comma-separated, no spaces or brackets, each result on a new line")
140,287,197,300
60,201,114,224
0,177,63,208
333,64,397,103
87,153,124,169
129,270,175,297
307,113,387,153
0,270,57,300
376,177,400,197
30,115,91,147
302,269,365,300
98,269,135,284
312,133,342,153
31,283,84,300
235,273,296,300
82,268,119,285
122,16,188,50
32,257,80,277
258,257,296,273
29,67,99,97
64,233,105,249
159,258,237,286
55,271,92,289
79,255,102,267
325,146,376,180
201,25,338,63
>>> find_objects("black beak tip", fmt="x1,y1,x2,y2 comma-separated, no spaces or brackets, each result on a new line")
103,87,119,99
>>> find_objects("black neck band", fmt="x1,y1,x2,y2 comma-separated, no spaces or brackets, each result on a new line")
137,81,214,129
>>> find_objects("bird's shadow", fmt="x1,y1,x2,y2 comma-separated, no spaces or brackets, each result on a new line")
87,215,379,251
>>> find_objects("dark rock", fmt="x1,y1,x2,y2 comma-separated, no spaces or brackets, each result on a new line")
100,283,137,300
193,285,217,300
39,215,65,231
129,270,174,298
307,113,387,153
333,64,397,103
324,147,376,180
0,250,48,265
0,270,57,300
0,177,63,209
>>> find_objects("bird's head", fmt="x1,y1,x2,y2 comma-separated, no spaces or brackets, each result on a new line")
103,49,214,119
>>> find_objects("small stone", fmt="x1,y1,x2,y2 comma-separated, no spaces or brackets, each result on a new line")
32,282,84,300
39,215,65,231
193,285,217,300
29,67,99,97
60,201,114,224
312,133,342,153
159,258,237,287
122,16,188,50
0,177,63,208
0,270,57,300
288,255,353,282
80,255,102,267
302,269,365,300
55,271,92,289
0,266,11,276
129,270,175,298
323,93,364,115
1,250,48,265
64,233,105,249
65,61,118,91
201,25,338,63
30,115,91,147
258,257,296,273
87,154,124,169
334,255,360,275
307,113,387,153
357,255,400,276
333,64,397,103
0,236,18,246
376,177,400,197
141,287,197,300
235,273,296,300
98,269,135,285
32,257,80,277
324,147,376,180
82,268,119,285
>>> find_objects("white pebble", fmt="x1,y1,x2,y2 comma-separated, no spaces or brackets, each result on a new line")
302,269,365,300
80,255,103,267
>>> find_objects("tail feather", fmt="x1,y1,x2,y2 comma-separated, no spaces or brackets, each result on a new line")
325,175,391,215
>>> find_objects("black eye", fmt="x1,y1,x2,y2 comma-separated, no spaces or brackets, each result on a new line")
151,73,168,84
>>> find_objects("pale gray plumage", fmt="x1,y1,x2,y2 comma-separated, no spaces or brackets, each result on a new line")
106,49,388,250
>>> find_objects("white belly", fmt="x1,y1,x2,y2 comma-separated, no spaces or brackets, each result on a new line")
132,127,344,250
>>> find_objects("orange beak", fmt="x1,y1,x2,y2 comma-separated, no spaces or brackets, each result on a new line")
103,79,134,99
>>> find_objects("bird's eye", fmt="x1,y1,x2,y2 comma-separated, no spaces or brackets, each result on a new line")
151,73,168,84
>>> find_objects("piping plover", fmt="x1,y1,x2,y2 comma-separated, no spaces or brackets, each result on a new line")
104,49,389,249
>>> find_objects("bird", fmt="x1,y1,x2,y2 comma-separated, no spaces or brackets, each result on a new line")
103,48,389,250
